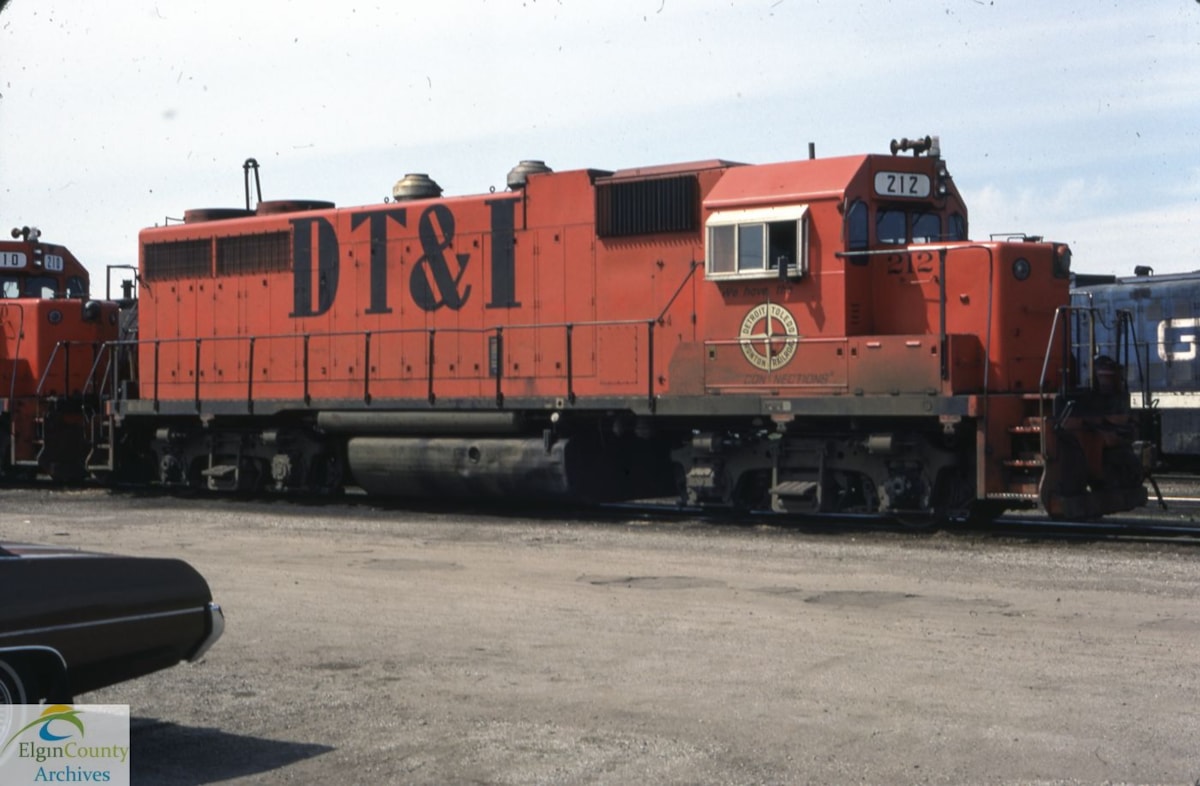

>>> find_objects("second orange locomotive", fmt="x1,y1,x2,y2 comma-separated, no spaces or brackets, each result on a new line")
0,227,121,482
104,136,1146,520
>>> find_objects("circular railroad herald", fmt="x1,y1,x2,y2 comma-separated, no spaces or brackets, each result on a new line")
738,303,799,371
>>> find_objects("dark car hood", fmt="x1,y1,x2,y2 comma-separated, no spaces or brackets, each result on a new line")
0,542,110,558
0,541,214,631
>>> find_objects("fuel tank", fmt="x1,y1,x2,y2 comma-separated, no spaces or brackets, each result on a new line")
345,435,676,501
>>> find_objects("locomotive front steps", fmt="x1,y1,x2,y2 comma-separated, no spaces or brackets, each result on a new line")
84,414,115,473
19,414,48,471
999,413,1048,498
768,480,819,513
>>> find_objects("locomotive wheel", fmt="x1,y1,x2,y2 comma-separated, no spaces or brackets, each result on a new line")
0,659,28,704
929,466,975,521
732,470,771,512
823,471,877,514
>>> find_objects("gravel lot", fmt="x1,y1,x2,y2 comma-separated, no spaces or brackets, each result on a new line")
2,489,1198,785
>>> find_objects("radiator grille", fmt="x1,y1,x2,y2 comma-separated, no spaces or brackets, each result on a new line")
596,175,698,238
143,239,212,281
217,231,292,275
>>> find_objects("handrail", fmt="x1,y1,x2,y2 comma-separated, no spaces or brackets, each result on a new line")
1118,311,1151,409
35,340,119,401
85,315,669,414
647,321,655,411
35,342,70,397
1037,306,1074,461
1037,304,1140,448
363,331,372,405
1,303,25,402
83,343,115,398
655,259,700,324
95,317,657,348
104,264,139,302
1039,305,1141,398
1040,307,1072,383
565,324,575,404
492,328,502,407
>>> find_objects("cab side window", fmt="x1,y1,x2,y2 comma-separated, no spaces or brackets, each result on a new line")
737,224,765,272
949,213,966,241
706,205,810,280
846,200,868,251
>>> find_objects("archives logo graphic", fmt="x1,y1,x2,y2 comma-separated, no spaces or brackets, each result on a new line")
0,704,129,785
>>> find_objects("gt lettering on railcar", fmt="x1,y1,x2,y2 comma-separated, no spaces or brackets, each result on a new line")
1156,317,1200,362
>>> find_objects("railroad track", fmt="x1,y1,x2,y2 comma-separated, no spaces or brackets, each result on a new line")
963,515,1200,545
8,480,1200,545
596,499,1200,545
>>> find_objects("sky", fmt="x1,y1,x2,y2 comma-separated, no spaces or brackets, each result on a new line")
1,0,1198,290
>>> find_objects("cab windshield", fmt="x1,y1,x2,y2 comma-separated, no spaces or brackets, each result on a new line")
0,275,63,299
852,199,967,247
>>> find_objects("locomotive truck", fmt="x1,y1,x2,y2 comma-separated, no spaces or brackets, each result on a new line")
10,136,1150,522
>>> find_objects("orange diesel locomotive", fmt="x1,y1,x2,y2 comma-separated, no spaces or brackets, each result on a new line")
107,137,1146,520
0,227,122,481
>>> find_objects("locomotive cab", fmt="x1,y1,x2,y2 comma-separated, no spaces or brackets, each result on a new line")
685,137,1145,519
1,227,91,300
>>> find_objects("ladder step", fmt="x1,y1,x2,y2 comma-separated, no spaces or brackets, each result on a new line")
769,480,818,498
201,464,239,479
986,491,1040,501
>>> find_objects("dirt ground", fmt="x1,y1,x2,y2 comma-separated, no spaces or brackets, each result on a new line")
1,489,1198,785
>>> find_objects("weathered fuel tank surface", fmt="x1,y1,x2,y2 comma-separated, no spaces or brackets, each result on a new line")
346,435,677,502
